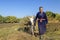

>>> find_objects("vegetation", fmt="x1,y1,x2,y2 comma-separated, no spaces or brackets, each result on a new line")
0,23,60,40
0,15,21,23
0,11,60,23
0,11,60,40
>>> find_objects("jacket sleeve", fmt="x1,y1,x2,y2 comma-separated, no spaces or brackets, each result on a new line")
44,13,48,24
34,13,38,26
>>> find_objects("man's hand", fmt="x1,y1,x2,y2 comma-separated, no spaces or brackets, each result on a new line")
40,19,45,22
37,18,45,22
41,19,45,20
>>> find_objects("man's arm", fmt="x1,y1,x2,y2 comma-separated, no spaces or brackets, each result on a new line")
34,13,38,26
44,13,48,24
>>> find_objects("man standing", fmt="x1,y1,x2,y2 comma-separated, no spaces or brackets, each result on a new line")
34,7,48,39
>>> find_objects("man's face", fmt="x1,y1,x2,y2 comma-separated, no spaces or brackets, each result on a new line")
39,8,43,13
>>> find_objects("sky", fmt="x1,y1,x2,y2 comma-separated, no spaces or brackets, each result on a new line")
0,0,60,18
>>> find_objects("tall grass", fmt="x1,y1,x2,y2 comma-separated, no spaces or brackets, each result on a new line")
0,23,60,40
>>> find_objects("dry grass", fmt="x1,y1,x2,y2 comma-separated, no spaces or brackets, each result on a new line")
0,23,60,40
0,23,39,40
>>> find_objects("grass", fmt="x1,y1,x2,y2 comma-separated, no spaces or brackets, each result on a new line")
0,23,39,40
0,23,60,40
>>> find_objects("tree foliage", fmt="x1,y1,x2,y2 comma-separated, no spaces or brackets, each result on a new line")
0,11,60,23
46,11,56,18
0,15,20,23
0,15,4,23
55,14,60,21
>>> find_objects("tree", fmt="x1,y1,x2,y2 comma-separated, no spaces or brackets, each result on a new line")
5,16,17,23
14,18,20,23
0,15,4,23
55,14,60,21
46,11,56,18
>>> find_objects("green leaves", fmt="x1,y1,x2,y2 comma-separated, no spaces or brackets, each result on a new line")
55,14,60,21
0,15,20,23
46,11,56,18
0,15,4,23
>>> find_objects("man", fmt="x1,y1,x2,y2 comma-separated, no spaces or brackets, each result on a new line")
34,7,48,39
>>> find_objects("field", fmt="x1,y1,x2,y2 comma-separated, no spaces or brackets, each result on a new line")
0,23,60,40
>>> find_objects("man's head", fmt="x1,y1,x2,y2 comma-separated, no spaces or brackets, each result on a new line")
39,7,43,13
